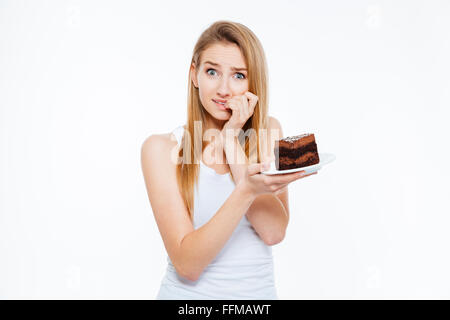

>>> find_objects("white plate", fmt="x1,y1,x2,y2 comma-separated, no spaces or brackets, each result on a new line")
261,153,336,175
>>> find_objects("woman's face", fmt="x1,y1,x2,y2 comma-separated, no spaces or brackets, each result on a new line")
191,42,249,126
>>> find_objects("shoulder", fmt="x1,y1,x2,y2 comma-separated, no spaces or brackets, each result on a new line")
262,116,284,160
268,116,282,131
140,131,180,169
140,132,181,204
141,129,180,153
267,116,283,138
141,125,187,162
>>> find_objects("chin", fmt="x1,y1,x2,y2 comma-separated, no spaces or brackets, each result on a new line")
205,107,230,120
210,115,229,123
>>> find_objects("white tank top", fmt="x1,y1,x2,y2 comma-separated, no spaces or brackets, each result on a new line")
156,125,278,300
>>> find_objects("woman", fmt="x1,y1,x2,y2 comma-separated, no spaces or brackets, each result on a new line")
141,20,316,299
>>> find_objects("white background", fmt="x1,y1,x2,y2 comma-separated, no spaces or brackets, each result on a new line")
1,0,449,299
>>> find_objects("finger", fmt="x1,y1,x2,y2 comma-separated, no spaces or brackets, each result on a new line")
289,171,318,182
240,95,249,119
244,91,258,103
225,101,238,111
271,171,318,187
300,172,318,178
244,91,258,111
231,97,245,125
271,170,307,184
226,101,240,118
225,97,238,110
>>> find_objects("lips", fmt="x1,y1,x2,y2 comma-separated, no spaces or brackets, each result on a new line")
212,99,227,105
212,99,230,111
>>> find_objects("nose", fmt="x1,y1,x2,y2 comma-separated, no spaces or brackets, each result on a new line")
216,77,232,98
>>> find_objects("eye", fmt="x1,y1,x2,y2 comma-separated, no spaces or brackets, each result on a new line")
206,68,217,76
235,72,246,80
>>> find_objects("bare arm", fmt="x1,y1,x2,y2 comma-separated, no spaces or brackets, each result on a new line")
245,193,289,245
219,118,289,246
245,117,291,245
141,134,257,282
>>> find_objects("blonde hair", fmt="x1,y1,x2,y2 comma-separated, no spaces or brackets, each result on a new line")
177,20,270,220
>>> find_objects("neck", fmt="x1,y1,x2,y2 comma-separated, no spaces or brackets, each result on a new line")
201,115,228,164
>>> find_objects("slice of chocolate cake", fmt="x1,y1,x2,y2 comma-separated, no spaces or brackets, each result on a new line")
274,133,320,170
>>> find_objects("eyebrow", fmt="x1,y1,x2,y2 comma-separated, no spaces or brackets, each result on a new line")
204,60,247,72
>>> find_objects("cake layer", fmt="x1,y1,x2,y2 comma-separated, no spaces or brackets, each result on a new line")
277,141,318,159
277,152,320,170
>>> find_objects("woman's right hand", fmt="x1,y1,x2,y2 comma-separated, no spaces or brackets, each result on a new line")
241,162,317,197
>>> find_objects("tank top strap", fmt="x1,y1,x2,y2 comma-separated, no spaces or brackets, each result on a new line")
171,125,185,147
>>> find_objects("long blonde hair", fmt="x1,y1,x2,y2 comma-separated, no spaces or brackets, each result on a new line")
177,20,270,220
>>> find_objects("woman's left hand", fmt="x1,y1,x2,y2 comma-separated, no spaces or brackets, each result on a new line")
222,91,258,135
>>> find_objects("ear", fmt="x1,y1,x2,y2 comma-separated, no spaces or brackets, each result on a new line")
190,63,199,89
